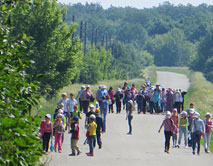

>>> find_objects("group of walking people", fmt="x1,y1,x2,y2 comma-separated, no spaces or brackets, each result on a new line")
39,80,212,157
159,107,212,155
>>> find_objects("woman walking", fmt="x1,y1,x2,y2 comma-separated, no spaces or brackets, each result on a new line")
158,111,174,153
40,114,53,155
203,113,213,153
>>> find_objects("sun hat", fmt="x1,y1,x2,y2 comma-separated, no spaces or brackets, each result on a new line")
89,104,95,108
189,109,195,114
81,85,86,89
180,111,187,116
102,85,107,89
57,114,63,118
173,108,177,112
58,109,64,114
165,111,171,119
206,112,212,118
86,85,90,88
128,100,133,105
45,114,51,119
59,103,64,108
90,114,96,120
193,112,200,118
62,92,67,96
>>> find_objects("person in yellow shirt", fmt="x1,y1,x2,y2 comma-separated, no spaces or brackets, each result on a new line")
87,114,97,156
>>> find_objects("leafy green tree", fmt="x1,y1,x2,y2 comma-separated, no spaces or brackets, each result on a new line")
11,0,83,97
190,28,213,82
0,1,42,165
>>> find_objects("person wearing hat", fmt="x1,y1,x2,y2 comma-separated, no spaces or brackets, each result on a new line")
54,114,65,153
171,109,179,148
203,113,213,153
77,85,86,112
81,85,94,114
40,114,53,155
153,84,161,113
158,111,175,153
124,87,134,112
87,114,97,156
191,112,205,155
177,111,188,148
95,108,103,149
173,89,183,114
85,104,96,128
187,109,195,147
114,88,123,114
53,103,64,120
69,116,81,156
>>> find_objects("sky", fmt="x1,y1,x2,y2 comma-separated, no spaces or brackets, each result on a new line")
58,0,213,9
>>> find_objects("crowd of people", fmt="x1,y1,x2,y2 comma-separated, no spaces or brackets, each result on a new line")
39,80,213,157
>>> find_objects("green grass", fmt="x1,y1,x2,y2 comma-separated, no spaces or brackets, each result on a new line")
144,66,213,152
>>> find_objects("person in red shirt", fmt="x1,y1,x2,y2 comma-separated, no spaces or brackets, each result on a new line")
108,87,115,113
204,113,213,153
69,116,81,156
171,108,179,148
40,114,53,155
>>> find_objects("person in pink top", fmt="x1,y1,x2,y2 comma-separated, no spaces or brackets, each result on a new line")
40,114,53,155
54,114,65,153
171,108,179,148
108,87,115,113
203,113,213,153
158,111,174,153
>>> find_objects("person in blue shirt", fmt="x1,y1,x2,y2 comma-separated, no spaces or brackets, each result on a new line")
100,96,108,132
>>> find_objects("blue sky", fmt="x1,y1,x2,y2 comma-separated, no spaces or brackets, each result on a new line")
58,0,213,9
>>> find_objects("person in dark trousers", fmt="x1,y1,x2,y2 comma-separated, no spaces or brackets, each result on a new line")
95,108,103,149
136,90,143,114
191,112,205,155
108,87,115,113
158,111,174,153
114,88,123,113
40,114,53,155
126,100,134,135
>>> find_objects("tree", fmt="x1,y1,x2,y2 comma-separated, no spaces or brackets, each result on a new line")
0,1,42,165
11,0,83,97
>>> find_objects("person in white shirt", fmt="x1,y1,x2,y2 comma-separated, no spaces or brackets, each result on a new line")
67,93,78,115
57,93,68,130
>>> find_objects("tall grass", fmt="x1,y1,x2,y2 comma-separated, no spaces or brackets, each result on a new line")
145,66,213,152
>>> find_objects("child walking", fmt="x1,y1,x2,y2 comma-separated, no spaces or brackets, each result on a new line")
87,114,97,156
158,111,174,153
69,116,80,156
40,114,53,155
171,109,179,148
203,113,213,153
177,111,188,148
54,114,65,153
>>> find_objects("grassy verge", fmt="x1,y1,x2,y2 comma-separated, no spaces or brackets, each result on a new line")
144,66,213,152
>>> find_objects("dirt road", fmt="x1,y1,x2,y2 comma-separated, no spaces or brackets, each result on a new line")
47,71,212,166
